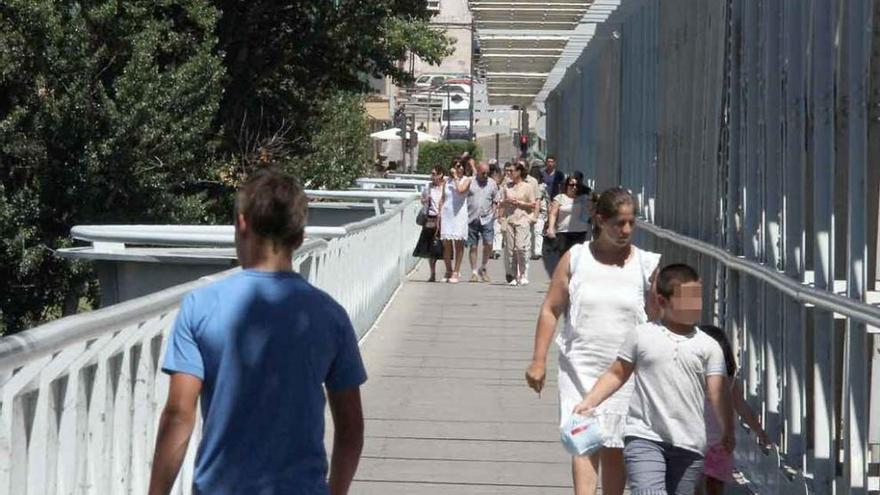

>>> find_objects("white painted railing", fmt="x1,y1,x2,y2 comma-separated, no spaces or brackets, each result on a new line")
0,196,422,495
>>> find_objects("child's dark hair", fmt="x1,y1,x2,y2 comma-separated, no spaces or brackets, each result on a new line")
656,263,700,299
591,187,635,237
699,325,737,378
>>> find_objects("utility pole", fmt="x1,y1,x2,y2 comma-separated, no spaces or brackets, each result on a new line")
394,106,406,171
469,18,475,141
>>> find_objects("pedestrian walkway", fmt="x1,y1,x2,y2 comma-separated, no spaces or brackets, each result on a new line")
333,258,575,494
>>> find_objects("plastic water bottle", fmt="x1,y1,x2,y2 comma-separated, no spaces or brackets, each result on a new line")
560,412,604,457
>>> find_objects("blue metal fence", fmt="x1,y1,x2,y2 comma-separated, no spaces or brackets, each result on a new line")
545,0,880,493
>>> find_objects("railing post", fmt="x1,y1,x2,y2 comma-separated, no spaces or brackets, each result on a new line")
809,0,838,490
843,0,873,492
781,0,808,469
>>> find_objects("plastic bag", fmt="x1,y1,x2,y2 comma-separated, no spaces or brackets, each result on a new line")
560,412,604,457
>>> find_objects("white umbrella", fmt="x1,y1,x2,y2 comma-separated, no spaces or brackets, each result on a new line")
370,128,438,143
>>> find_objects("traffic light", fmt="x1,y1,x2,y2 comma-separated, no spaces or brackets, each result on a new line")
519,134,529,154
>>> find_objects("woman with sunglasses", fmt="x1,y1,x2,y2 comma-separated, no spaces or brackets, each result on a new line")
543,176,592,275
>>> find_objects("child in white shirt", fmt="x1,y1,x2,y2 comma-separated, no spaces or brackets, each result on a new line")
574,263,734,495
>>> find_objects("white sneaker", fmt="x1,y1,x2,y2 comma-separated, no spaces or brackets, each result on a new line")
519,278,529,286
508,279,519,286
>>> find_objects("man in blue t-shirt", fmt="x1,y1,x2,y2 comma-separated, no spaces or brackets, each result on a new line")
149,169,367,495
540,155,566,199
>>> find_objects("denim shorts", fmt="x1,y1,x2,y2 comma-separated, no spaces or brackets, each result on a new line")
466,220,494,246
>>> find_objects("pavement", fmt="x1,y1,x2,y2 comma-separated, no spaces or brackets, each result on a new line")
328,255,751,494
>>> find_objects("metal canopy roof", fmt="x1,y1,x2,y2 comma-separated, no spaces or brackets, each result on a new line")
470,0,621,106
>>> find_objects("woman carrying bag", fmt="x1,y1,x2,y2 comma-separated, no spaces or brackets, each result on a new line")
413,165,446,281
542,175,592,276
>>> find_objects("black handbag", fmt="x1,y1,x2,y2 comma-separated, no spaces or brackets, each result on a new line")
416,207,428,226
430,236,443,258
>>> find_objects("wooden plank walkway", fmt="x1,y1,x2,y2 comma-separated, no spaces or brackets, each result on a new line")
342,257,573,494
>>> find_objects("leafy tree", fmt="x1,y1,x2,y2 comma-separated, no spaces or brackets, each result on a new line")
0,0,224,333
0,0,453,334
417,141,482,173
214,0,454,174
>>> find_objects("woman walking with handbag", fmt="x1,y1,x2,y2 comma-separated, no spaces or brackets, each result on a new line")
413,165,445,281
525,187,661,495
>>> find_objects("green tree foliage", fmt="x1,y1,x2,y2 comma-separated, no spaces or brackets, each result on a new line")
214,0,454,174
417,141,482,173
0,1,452,334
0,0,224,333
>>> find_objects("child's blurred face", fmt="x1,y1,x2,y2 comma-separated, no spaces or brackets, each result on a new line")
660,281,702,326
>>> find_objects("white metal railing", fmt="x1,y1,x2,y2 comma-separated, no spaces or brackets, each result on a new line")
0,195,422,495
354,178,428,191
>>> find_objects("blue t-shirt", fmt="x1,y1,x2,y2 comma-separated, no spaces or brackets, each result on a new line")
162,270,367,495
541,168,565,199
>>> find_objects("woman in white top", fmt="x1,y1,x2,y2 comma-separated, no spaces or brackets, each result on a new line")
546,175,592,249
439,160,472,283
412,165,446,281
525,187,661,495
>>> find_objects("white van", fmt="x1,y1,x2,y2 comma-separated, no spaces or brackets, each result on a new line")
440,93,472,140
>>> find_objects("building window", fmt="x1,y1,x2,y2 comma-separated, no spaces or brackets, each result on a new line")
427,1,440,13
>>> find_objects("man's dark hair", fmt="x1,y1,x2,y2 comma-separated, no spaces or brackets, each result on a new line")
546,155,557,162
235,167,308,249
656,263,700,299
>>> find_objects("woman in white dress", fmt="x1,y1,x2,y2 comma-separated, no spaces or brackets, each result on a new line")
525,187,661,495
439,161,472,283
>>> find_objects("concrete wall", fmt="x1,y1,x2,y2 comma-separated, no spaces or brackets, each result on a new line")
413,0,472,77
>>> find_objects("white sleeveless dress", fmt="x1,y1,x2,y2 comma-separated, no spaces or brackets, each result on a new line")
440,178,469,240
557,242,661,448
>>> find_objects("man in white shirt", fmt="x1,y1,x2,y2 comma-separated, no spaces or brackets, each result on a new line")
574,264,734,495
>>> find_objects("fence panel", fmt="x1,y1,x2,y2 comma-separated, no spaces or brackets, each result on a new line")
546,0,879,492
0,197,421,495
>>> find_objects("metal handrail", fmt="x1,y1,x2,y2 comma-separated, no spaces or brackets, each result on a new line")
388,173,431,180
355,178,429,187
638,220,880,330
339,197,420,235
0,239,329,371
67,191,421,247
69,225,351,246
305,190,419,201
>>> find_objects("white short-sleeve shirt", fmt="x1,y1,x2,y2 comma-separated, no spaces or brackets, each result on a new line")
617,321,727,454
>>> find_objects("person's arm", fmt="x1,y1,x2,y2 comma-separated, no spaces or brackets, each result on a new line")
455,177,472,194
513,187,537,212
573,359,635,414
525,250,572,394
327,387,364,495
645,266,660,321
731,380,771,446
707,374,736,453
148,373,202,495
546,200,560,238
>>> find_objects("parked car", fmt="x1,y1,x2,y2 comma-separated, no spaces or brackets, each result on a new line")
412,73,460,90
411,83,471,104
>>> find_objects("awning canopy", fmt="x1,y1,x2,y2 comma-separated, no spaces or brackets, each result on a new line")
370,128,439,143
470,0,621,106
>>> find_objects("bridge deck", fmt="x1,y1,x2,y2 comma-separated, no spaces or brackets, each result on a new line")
337,257,573,494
